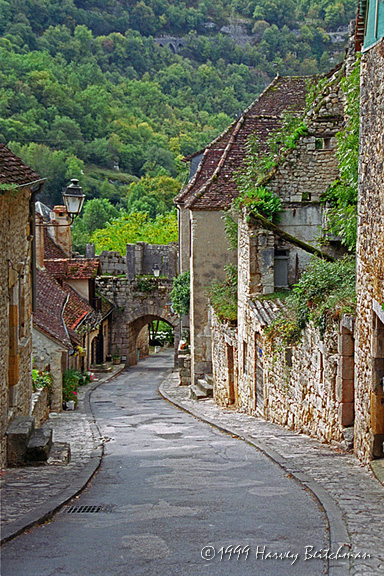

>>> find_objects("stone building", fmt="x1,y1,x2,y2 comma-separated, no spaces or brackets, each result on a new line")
0,144,44,467
33,206,114,410
210,57,358,446
175,74,324,386
86,241,179,367
354,4,384,462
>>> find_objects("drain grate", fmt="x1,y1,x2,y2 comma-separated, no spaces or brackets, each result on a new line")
63,504,115,514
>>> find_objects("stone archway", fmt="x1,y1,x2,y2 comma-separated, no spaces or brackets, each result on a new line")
96,276,179,368
129,314,177,365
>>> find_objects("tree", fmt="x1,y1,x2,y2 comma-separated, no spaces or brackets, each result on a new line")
171,271,190,316
91,211,178,254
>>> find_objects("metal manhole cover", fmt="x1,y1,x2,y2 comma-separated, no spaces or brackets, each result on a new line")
62,504,116,514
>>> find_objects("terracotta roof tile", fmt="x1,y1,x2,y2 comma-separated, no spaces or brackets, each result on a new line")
45,258,101,279
43,228,67,259
34,268,71,348
62,283,95,331
0,143,42,186
176,75,311,211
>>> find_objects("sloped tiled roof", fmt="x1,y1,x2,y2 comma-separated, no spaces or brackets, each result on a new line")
34,268,71,348
248,298,284,327
43,228,67,259
45,258,101,280
100,296,114,320
0,143,42,186
176,75,311,211
62,283,95,331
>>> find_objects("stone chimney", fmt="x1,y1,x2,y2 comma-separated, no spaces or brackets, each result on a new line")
47,205,72,257
35,213,45,269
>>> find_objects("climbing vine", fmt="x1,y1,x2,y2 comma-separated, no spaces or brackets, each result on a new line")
265,256,356,346
208,264,238,323
321,56,360,252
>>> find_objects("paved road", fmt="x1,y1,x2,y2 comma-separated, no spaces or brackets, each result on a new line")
1,350,328,575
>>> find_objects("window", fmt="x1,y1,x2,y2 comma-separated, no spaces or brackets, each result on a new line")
274,249,289,288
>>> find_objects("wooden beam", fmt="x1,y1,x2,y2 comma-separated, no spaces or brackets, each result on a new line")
251,212,335,262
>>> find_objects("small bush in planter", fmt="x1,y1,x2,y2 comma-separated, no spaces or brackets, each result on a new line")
62,369,81,408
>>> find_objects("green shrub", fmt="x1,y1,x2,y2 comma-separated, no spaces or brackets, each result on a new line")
32,369,53,401
171,271,190,315
62,369,83,404
208,264,238,323
266,256,356,344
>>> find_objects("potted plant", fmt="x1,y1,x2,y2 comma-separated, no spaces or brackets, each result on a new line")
112,347,121,365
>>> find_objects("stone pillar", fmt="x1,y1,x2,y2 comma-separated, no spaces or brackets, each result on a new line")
126,244,136,281
86,243,96,258
337,326,355,427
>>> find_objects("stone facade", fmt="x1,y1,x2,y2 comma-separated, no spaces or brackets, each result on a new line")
354,38,384,462
211,307,355,446
32,328,68,412
0,142,45,468
211,313,238,407
0,185,34,467
209,60,357,449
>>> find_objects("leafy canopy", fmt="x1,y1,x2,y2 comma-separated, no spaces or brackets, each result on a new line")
91,211,178,255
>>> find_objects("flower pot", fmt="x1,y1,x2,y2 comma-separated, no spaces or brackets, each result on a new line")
112,357,121,365
66,400,75,410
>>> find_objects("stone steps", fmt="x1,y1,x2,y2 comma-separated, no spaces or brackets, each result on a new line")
6,416,71,467
189,375,214,401
26,428,53,464
197,378,213,397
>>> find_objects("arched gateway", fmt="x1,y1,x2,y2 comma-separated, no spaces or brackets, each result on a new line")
96,275,179,367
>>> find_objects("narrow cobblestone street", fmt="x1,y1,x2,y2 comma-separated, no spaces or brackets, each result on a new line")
160,372,384,576
2,351,329,576
1,350,383,575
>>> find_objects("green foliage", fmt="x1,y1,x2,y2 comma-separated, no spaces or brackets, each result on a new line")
62,369,82,404
71,198,119,253
0,1,353,206
32,368,53,399
208,264,238,323
170,271,190,316
236,185,282,222
222,210,238,251
125,174,181,219
134,277,157,293
91,211,178,255
321,57,360,251
266,256,356,344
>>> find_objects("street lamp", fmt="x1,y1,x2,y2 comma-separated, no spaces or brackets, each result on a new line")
153,264,160,277
62,179,85,223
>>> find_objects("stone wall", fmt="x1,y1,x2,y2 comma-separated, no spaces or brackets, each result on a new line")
96,276,179,366
354,38,384,462
178,351,191,386
211,308,354,446
87,242,178,280
99,250,126,276
31,387,50,427
211,312,238,407
0,186,34,467
263,321,349,444
32,328,68,412
126,242,178,280
190,209,237,384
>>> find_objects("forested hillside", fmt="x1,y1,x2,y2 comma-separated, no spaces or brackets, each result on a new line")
0,0,355,249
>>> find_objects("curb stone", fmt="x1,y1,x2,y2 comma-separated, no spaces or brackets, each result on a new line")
0,365,126,546
159,373,350,576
